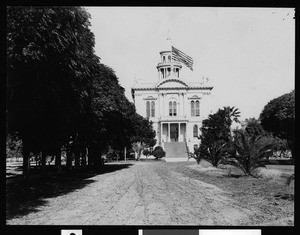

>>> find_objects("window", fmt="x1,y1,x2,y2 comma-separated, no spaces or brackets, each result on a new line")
163,56,166,62
169,101,177,116
173,101,177,116
195,100,200,116
146,101,150,117
169,101,173,116
193,125,198,137
168,55,171,62
191,101,195,116
151,101,155,117
167,68,171,76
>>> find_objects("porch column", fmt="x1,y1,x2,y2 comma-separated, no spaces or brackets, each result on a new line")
160,122,163,144
162,93,165,116
178,123,181,142
182,93,185,116
168,123,170,142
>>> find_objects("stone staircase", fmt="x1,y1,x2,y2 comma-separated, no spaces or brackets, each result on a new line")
163,142,194,162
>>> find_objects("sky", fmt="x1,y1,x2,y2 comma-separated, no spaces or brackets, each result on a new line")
86,7,295,121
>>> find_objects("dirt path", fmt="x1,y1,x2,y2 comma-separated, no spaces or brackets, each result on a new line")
6,161,284,225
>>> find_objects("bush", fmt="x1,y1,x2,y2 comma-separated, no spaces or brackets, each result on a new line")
142,149,151,157
199,140,228,167
152,146,166,159
223,129,276,177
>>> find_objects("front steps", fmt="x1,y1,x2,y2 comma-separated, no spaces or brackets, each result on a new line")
163,142,194,162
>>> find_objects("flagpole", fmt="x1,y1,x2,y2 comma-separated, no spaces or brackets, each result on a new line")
167,32,173,77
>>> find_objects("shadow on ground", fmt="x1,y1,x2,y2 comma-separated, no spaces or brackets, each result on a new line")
6,163,133,221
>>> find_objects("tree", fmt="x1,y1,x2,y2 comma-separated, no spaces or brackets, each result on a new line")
243,118,266,136
200,106,240,146
259,90,295,159
224,129,276,177
142,149,151,158
132,142,146,161
7,7,99,175
223,106,241,127
199,106,240,167
130,114,157,147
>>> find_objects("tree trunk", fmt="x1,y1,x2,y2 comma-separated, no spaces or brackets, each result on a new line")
94,149,102,169
22,137,30,177
55,146,61,173
124,147,127,161
287,139,295,162
88,146,93,168
74,152,80,168
290,141,295,163
41,151,47,174
81,147,87,167
66,145,72,172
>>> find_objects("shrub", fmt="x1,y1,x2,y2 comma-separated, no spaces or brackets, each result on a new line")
198,140,228,167
223,129,276,177
188,145,203,164
142,149,151,157
152,146,165,159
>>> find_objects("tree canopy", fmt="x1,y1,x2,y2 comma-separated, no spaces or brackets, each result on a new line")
6,6,156,174
7,6,99,152
259,90,295,158
200,106,240,146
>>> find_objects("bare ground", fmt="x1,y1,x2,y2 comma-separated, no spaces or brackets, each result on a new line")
6,160,294,225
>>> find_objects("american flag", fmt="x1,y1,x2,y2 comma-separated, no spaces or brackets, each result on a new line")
172,46,194,71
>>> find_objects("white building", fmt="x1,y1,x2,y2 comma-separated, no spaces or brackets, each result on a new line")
131,40,213,157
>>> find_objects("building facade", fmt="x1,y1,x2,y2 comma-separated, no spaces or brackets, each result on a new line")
131,44,213,152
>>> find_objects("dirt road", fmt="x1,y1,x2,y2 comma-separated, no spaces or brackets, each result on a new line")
6,161,292,225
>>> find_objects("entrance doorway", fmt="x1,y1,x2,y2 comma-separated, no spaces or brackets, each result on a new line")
170,123,179,142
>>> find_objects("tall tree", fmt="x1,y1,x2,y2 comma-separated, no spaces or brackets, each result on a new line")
7,6,99,175
200,106,240,146
259,90,295,159
198,106,240,167
87,64,156,163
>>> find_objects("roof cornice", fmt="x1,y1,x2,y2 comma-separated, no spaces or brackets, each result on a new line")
132,86,213,91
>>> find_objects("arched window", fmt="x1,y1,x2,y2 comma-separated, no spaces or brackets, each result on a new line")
169,101,177,116
151,101,155,117
173,101,177,116
195,100,200,116
193,125,198,137
163,56,166,63
168,55,171,62
146,101,150,117
167,68,171,76
191,101,195,116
